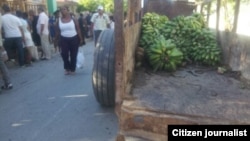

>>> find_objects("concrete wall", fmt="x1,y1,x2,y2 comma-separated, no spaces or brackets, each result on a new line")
219,31,250,83
143,0,196,19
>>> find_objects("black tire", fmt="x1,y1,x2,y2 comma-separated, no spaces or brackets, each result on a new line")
92,29,115,107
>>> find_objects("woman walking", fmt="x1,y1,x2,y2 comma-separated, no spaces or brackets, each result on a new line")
55,5,84,75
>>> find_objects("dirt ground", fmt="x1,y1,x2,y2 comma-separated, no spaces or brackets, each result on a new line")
132,65,250,123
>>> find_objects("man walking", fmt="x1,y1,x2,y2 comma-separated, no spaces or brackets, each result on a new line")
37,6,51,60
0,6,13,90
1,4,25,67
91,5,110,46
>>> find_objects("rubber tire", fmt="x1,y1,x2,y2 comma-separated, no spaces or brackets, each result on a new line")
92,29,115,107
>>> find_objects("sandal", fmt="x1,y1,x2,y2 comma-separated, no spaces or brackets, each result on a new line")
1,83,13,90
69,71,75,75
65,70,70,75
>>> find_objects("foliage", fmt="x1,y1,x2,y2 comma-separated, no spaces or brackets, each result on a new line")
77,0,128,14
200,0,250,31
78,0,114,13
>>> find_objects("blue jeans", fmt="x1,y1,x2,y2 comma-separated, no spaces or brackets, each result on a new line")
4,37,25,66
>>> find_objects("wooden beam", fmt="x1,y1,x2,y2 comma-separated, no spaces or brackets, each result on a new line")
216,0,221,32
200,3,204,13
207,2,211,25
216,0,221,45
114,0,125,117
232,0,240,33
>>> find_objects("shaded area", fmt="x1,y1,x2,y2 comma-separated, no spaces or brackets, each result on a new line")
132,66,250,123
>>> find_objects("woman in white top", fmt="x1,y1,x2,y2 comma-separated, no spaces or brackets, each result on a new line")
55,5,84,75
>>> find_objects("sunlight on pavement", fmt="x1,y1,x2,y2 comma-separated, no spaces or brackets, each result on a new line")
93,113,113,116
11,123,24,127
48,97,56,100
11,120,31,127
63,94,89,98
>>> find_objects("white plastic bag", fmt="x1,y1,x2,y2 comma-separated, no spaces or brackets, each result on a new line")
30,46,39,61
76,48,85,69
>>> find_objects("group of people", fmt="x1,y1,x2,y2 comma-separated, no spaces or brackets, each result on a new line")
54,4,114,74
0,4,114,92
77,5,115,47
89,5,114,46
0,4,54,92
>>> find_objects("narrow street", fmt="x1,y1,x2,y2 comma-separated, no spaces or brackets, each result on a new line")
0,40,118,141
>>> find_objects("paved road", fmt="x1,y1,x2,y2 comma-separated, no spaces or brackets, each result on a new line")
0,40,118,141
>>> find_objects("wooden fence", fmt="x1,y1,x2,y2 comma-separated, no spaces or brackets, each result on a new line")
0,0,45,13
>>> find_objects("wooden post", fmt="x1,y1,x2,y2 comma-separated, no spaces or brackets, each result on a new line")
207,2,211,26
21,0,25,11
143,0,148,14
216,0,221,32
114,0,125,117
216,0,221,43
232,0,240,34
200,3,204,14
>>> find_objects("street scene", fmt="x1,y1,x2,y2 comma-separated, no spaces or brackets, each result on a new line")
0,40,118,141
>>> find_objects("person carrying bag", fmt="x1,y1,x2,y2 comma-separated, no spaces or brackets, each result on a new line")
55,5,85,75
